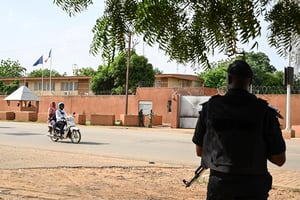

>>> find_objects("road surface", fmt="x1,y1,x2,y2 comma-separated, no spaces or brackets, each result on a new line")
0,121,299,170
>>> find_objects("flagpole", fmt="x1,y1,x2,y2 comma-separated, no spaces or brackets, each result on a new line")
42,62,44,95
33,55,43,94
50,50,52,93
23,68,27,86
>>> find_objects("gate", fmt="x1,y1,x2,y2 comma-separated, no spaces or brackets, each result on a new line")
178,96,211,128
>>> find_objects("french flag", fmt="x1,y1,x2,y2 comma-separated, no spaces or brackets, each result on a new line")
45,49,52,63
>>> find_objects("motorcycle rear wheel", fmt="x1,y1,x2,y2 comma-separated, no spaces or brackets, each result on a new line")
50,136,59,142
48,127,59,142
70,130,81,143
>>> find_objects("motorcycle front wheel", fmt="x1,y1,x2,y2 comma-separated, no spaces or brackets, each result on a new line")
70,130,81,143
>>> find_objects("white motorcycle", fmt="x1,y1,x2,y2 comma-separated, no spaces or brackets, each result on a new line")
48,114,81,143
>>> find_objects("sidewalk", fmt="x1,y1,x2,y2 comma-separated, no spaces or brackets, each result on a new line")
270,169,300,190
149,126,300,190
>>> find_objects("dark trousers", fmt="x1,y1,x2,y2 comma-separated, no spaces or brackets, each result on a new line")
56,121,66,135
139,116,144,127
206,170,272,200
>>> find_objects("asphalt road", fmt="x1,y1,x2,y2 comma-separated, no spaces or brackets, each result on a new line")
0,121,299,170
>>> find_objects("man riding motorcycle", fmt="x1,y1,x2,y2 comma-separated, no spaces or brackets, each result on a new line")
55,102,67,136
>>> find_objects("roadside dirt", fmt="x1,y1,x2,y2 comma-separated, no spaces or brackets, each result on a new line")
0,145,299,200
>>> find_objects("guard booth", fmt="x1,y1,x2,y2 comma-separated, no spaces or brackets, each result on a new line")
3,86,39,121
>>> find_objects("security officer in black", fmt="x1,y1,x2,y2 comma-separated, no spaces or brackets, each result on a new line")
193,60,286,200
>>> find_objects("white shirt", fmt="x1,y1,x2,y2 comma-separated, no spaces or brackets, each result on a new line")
56,109,67,121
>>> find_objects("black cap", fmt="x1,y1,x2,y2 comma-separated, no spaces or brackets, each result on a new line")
227,60,253,78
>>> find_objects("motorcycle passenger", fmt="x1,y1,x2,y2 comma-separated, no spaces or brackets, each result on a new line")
55,102,67,136
48,101,56,126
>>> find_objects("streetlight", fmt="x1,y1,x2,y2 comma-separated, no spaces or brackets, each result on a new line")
22,67,27,86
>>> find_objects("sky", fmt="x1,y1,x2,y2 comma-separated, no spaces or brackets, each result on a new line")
0,1,289,76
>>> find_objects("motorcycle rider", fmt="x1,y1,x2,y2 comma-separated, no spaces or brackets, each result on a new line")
55,102,67,136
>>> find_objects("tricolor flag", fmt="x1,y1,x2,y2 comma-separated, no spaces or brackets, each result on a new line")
33,56,43,66
45,49,52,63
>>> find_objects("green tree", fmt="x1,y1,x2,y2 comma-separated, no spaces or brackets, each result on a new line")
111,51,155,93
292,71,300,88
199,65,227,88
262,71,284,87
129,53,155,88
90,65,114,94
199,52,283,88
74,67,96,76
0,80,19,95
0,59,25,78
91,51,155,94
28,69,61,77
154,68,163,75
234,51,278,86
54,0,300,69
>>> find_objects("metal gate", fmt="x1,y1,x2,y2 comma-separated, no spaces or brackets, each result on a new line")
178,96,211,128
138,101,152,115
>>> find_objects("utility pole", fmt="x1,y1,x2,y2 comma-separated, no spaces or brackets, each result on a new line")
125,32,131,115
284,49,294,132
285,64,294,131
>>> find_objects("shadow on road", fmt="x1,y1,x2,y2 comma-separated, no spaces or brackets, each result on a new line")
0,126,13,128
3,132,42,136
57,141,110,145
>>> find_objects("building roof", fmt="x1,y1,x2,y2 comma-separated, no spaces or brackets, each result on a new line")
4,86,39,101
0,76,91,82
155,74,202,82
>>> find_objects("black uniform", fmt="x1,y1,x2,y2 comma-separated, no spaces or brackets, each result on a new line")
138,109,144,127
193,89,286,199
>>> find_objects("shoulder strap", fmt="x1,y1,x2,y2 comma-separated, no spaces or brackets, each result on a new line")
257,98,268,107
258,98,283,119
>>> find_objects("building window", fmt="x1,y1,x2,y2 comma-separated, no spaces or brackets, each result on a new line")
33,81,55,91
154,80,161,87
61,82,78,91
49,82,55,91
45,82,55,91
61,82,71,91
34,82,42,91
74,82,78,90
178,80,189,88
167,100,172,112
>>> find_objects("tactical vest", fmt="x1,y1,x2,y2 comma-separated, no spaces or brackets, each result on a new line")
201,92,269,175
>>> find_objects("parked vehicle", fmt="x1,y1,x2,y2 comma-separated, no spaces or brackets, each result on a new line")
48,114,81,143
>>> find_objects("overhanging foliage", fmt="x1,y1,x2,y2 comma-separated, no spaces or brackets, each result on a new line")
54,0,300,70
